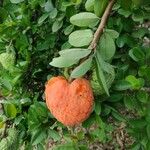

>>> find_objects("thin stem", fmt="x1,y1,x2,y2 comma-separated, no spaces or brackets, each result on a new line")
89,0,115,50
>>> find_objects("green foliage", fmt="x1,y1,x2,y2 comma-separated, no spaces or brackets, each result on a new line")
0,0,150,149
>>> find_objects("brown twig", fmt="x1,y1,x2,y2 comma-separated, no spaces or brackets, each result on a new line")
89,0,115,50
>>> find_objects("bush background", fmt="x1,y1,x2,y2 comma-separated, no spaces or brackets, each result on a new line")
0,0,150,149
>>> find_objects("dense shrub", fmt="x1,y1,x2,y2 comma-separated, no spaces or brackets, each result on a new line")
0,0,150,149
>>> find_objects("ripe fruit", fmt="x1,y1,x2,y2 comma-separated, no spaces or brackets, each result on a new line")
91,69,115,95
45,76,94,126
0,52,15,70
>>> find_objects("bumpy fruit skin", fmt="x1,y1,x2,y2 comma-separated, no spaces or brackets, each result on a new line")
45,76,94,126
0,52,15,70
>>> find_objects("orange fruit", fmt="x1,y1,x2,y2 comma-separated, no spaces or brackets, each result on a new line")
45,76,94,126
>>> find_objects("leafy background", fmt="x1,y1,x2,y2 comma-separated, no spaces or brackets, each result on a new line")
0,0,150,149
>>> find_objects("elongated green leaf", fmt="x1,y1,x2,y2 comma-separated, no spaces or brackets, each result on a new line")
52,20,63,32
94,101,101,115
71,57,92,78
44,0,54,12
136,91,148,103
105,29,119,39
31,130,47,145
96,54,115,76
70,12,99,27
38,13,49,24
0,7,8,21
124,95,134,110
64,25,74,35
94,0,108,17
99,33,116,61
95,53,109,96
50,48,92,68
129,47,145,62
85,0,94,12
69,29,93,47
0,116,5,129
50,57,78,68
4,104,17,119
10,0,24,4
0,78,12,91
59,48,91,59
49,129,61,141
114,80,132,91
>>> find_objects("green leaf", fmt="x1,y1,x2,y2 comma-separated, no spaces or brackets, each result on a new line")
137,91,149,103
118,9,131,17
120,0,132,10
10,0,24,4
105,29,119,39
69,29,93,47
71,57,92,78
52,20,63,32
129,47,145,62
64,25,74,35
50,8,58,19
31,129,47,145
70,12,99,27
94,101,101,115
95,53,109,96
49,129,61,141
94,0,108,17
50,48,92,68
0,52,15,70
44,0,54,12
114,80,132,91
124,95,135,110
132,0,143,7
50,57,78,68
102,105,111,116
85,0,94,12
0,7,8,21
0,116,5,129
125,75,145,89
61,42,72,50
0,78,12,91
82,114,96,128
38,13,49,24
97,57,115,76
4,104,17,119
108,93,123,102
59,48,91,59
132,28,148,38
99,33,116,61
129,118,147,129
132,10,144,22
112,111,126,122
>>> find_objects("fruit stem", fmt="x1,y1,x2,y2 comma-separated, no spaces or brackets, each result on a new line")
64,68,70,80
